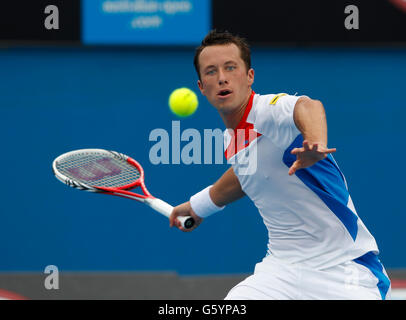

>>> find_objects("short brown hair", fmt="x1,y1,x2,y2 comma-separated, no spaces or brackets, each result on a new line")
194,30,251,80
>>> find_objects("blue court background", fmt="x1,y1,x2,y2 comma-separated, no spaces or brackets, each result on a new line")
0,47,405,274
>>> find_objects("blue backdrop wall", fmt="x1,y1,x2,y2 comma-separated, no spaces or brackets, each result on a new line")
0,47,405,274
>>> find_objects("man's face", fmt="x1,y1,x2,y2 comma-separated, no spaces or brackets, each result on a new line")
197,43,254,114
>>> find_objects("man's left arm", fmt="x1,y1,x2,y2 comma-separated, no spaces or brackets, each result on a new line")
289,97,337,175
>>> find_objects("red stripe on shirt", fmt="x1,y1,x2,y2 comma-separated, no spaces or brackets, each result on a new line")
225,91,262,160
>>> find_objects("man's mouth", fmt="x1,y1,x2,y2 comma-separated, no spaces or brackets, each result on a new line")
217,89,232,98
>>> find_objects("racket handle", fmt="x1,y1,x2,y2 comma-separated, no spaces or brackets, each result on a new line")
146,198,195,229
177,215,195,230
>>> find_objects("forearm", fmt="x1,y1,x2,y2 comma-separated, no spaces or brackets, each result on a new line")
210,167,245,207
293,97,328,147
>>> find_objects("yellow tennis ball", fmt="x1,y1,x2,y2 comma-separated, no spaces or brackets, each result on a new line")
169,88,198,117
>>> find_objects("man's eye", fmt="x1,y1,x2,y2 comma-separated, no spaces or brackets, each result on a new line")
206,70,216,75
226,66,236,71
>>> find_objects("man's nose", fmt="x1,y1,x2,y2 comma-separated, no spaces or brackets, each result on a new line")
218,69,228,85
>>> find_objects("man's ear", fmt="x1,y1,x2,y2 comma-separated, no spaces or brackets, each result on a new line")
197,79,205,96
248,68,255,86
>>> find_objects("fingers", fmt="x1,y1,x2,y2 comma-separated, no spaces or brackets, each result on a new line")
169,209,176,228
170,211,182,229
170,215,187,231
169,202,201,232
169,207,183,229
303,140,311,151
288,142,338,175
303,140,319,152
291,140,337,155
291,140,315,155
290,147,302,155
288,160,300,176
325,147,337,154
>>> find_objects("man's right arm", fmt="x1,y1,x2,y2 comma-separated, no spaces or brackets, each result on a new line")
169,167,245,231
210,167,245,207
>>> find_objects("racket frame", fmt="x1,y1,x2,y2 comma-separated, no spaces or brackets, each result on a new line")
52,149,194,229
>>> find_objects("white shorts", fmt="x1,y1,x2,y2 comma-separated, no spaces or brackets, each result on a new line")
225,252,391,300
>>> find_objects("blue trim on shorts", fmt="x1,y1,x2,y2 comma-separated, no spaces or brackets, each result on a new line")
353,251,391,300
283,134,359,240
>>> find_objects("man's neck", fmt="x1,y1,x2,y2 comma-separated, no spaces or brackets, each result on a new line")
220,89,253,130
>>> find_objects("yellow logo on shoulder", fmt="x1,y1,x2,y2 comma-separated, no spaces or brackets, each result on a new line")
269,93,287,105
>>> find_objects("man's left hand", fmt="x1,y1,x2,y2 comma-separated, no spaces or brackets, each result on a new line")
288,140,336,175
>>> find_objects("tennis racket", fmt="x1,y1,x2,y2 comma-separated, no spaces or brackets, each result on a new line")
52,148,195,229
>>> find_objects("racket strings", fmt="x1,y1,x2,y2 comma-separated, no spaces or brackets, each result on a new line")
56,152,141,188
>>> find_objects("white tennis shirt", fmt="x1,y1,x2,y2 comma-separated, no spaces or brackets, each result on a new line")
223,91,379,269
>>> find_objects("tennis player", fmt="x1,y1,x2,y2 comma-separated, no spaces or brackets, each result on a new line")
169,30,391,300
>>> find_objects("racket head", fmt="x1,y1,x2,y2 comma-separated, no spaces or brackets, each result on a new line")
52,149,145,192
53,149,195,230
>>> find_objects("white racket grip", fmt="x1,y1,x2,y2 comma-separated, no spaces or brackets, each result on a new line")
146,198,195,229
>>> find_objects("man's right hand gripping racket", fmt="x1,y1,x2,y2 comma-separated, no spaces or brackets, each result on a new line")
52,149,195,229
